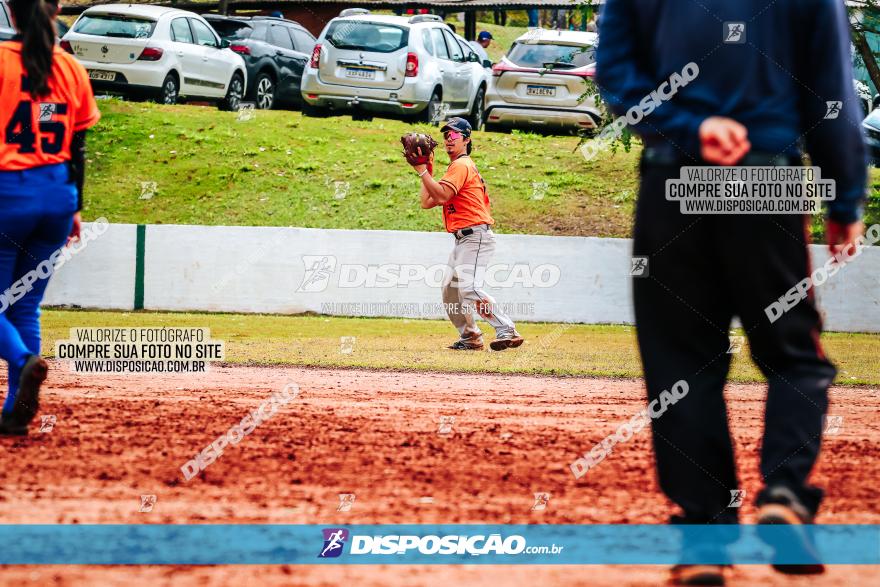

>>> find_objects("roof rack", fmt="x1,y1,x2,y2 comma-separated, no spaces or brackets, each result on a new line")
409,14,442,24
339,8,370,17
251,16,302,26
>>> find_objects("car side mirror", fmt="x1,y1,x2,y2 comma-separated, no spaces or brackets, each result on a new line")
220,39,231,49
482,59,492,68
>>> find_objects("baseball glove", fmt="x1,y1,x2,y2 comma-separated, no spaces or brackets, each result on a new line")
401,132,438,166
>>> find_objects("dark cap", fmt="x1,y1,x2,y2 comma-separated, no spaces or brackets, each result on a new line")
477,31,493,41
440,117,472,136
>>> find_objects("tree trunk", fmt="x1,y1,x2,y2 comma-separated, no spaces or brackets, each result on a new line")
219,0,230,15
854,29,880,96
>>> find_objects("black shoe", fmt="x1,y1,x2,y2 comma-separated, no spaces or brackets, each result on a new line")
757,486,824,575
448,338,484,351
7,355,48,432
0,411,28,436
669,564,727,585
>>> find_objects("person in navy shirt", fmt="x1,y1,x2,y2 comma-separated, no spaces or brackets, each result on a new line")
596,1,868,584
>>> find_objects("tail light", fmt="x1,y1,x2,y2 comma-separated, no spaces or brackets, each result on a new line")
230,43,250,55
309,44,321,68
492,62,517,77
59,40,73,54
137,46,164,61
405,52,418,77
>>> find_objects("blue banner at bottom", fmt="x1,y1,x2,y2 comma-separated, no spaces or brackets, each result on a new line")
0,524,877,565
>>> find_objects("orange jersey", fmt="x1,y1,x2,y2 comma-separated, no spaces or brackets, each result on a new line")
0,41,100,170
438,155,494,232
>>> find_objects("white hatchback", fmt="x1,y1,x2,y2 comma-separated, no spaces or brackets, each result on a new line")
61,4,247,110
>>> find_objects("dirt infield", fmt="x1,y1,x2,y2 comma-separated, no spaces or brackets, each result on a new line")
0,363,877,586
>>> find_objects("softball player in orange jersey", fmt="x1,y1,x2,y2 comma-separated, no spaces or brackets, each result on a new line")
0,0,100,434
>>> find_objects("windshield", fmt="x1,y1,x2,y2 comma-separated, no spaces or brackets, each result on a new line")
507,42,596,69
209,20,254,40
326,21,408,53
73,14,156,39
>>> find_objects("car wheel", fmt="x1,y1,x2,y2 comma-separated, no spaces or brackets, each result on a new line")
302,102,329,117
156,73,178,105
468,86,485,129
421,89,442,124
254,73,275,110
219,72,245,111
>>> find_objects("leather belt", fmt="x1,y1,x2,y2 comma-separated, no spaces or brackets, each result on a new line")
642,147,801,167
453,224,490,240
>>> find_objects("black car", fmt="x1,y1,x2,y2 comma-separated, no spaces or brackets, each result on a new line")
0,0,69,41
205,15,314,110
863,107,880,167
0,0,14,41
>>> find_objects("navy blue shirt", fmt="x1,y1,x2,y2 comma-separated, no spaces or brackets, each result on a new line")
596,0,867,223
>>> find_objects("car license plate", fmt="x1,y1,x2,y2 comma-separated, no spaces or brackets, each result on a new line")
88,70,117,81
526,85,556,97
345,68,375,80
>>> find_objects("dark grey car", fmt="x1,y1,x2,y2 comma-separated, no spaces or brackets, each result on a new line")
0,0,15,41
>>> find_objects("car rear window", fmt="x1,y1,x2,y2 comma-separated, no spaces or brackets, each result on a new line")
507,42,596,69
325,21,408,53
209,19,254,40
73,14,156,39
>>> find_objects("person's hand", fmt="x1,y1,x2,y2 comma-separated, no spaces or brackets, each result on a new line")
67,212,82,245
698,116,751,166
826,219,865,262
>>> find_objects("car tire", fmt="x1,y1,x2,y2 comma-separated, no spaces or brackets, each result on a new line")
302,102,329,117
254,73,276,110
155,73,179,105
421,89,442,124
219,72,245,112
468,86,486,130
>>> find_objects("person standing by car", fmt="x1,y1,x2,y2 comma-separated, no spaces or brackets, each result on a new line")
596,0,866,584
469,31,492,65
0,0,100,435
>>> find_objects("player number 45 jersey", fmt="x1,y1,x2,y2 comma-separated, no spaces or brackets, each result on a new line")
0,41,100,171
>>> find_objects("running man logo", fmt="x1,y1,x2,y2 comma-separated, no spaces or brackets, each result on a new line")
340,336,356,355
337,494,356,512
39,414,56,433
728,489,746,508
237,102,256,122
531,492,551,511
630,256,649,278
333,181,350,200
723,22,745,43
297,255,338,292
823,415,844,435
726,335,744,354
139,181,157,200
824,101,842,120
438,415,455,436
319,528,349,558
139,494,157,513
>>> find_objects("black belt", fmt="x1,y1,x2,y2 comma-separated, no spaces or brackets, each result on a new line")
453,224,490,240
642,147,801,167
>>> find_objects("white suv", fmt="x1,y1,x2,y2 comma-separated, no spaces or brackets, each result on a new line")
61,4,247,110
301,10,488,124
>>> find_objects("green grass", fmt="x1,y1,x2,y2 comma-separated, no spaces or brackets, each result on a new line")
42,309,880,385
83,99,638,237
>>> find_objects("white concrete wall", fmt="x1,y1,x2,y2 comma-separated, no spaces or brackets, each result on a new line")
42,223,880,333
42,223,137,311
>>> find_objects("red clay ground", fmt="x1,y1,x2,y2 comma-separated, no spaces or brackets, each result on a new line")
0,363,877,586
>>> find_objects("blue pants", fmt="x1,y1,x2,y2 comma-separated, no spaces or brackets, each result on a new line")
0,163,76,414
